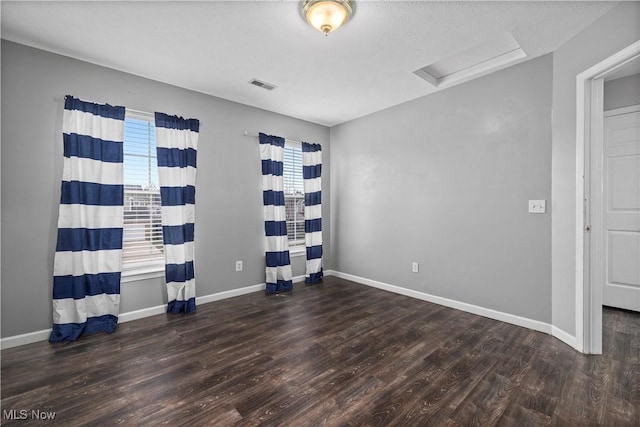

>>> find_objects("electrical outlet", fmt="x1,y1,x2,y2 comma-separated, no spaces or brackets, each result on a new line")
235,260,243,272
412,262,419,273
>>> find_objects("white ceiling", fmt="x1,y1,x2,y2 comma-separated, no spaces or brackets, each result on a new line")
1,1,619,126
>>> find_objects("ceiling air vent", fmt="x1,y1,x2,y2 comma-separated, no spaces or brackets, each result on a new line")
249,78,277,91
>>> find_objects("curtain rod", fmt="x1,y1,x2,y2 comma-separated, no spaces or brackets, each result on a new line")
126,107,203,127
243,131,303,145
126,107,152,116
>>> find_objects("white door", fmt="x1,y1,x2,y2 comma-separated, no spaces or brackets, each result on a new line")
602,109,640,311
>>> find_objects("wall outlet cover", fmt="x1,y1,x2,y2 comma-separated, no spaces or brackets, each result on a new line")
528,200,546,214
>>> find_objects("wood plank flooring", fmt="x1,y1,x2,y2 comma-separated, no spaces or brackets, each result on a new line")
1,276,639,426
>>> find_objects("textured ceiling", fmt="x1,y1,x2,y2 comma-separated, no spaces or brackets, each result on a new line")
1,1,619,126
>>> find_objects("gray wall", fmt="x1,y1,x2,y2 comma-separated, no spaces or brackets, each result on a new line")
1,40,331,338
551,1,640,337
604,73,640,111
330,55,553,323
4,3,638,343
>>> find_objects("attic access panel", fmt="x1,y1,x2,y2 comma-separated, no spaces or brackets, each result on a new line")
414,32,527,88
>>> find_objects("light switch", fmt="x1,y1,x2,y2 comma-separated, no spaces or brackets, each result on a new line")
528,200,546,214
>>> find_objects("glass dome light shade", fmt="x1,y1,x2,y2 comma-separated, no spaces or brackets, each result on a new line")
303,0,352,36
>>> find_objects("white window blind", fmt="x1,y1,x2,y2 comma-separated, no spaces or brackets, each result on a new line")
122,113,164,269
283,143,305,248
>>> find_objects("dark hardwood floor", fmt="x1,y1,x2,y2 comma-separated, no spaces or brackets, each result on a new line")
1,276,639,426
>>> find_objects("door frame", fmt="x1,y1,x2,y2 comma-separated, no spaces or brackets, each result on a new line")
575,40,640,354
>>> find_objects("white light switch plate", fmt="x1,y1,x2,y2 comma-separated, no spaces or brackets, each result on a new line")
528,200,546,214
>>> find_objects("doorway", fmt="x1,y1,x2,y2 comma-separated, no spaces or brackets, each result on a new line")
576,40,640,354
600,106,640,311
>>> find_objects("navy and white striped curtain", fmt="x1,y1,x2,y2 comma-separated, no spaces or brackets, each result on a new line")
155,113,200,314
302,142,323,284
50,96,125,342
259,133,293,295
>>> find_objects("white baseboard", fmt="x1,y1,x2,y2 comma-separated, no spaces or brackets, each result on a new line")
1,275,312,350
0,329,53,350
117,305,167,323
197,274,306,306
98,281,273,324
551,326,580,350
0,280,281,350
329,270,584,351
1,270,581,352
330,270,553,334
196,283,266,305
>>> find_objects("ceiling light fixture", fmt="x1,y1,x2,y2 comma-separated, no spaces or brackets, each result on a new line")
302,0,353,36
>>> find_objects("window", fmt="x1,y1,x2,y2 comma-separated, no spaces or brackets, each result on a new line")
122,112,164,273
283,143,305,249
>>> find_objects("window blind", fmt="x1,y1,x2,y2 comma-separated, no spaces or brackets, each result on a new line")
122,115,164,267
283,144,305,247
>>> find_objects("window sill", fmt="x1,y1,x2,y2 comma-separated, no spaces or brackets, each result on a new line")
290,247,306,258
121,264,165,283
